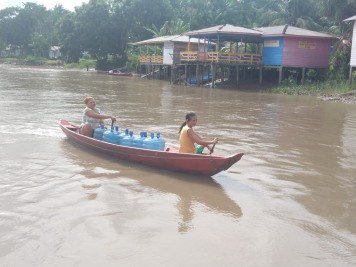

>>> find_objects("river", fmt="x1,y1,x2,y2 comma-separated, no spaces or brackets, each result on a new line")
0,65,355,267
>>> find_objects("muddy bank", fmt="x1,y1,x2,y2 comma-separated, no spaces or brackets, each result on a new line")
318,90,356,104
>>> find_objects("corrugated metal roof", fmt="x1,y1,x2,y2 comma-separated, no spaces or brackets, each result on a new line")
344,15,356,22
182,24,262,43
255,25,337,39
131,35,207,45
184,24,262,36
131,25,337,46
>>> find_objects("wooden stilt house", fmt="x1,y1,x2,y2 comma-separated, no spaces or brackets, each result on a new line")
131,35,208,83
255,25,337,84
343,15,356,84
181,24,263,87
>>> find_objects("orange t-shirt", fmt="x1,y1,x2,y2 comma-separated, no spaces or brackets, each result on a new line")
179,125,196,153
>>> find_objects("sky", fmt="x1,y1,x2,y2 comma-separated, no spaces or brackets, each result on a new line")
0,0,90,11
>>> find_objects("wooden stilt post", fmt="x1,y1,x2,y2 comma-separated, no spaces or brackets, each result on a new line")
221,66,223,84
196,64,200,87
184,64,188,86
279,67,283,84
218,65,221,84
259,66,263,85
211,62,215,88
236,65,240,87
301,67,306,85
170,65,174,84
349,66,353,86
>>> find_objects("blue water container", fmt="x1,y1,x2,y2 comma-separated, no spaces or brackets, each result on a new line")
93,123,106,140
122,131,134,147
156,133,166,151
143,132,159,150
119,128,129,141
132,131,145,148
102,127,115,143
113,126,123,144
103,126,121,144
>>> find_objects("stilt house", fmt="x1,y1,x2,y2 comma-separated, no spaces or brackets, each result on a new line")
255,25,337,84
343,15,356,83
131,35,209,82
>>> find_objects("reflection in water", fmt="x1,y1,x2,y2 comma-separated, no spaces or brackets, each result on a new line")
61,141,242,233
340,111,356,168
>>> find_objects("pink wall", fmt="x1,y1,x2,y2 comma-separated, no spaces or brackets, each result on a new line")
282,37,331,68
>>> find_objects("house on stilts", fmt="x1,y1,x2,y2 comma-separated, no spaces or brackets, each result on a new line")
133,24,337,88
255,25,337,84
343,15,356,84
131,35,211,84
180,24,263,87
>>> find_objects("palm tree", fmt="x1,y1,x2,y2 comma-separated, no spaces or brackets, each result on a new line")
144,18,190,37
315,0,356,37
316,0,356,22
259,0,322,30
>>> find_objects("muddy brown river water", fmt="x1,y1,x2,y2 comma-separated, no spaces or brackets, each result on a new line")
0,65,355,266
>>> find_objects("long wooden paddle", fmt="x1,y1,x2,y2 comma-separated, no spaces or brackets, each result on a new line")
209,143,216,155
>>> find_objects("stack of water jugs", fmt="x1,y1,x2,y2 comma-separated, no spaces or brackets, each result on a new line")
93,124,165,151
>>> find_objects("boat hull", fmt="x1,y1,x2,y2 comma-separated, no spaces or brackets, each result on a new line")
108,72,133,76
108,69,133,76
59,119,243,176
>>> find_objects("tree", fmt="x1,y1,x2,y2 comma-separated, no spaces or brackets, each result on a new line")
114,0,175,41
56,13,81,62
316,0,356,22
258,0,322,30
0,7,19,47
144,18,190,37
0,3,51,56
31,32,49,57
315,0,356,37
47,5,71,46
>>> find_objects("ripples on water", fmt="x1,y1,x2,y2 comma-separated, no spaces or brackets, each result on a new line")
0,65,356,266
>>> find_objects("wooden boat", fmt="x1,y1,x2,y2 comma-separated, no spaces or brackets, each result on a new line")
59,119,243,176
108,69,133,76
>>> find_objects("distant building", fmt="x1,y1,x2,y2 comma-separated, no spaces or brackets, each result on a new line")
0,45,22,58
49,46,61,59
343,15,356,83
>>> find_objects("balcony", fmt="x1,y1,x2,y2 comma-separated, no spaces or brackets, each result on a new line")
139,55,163,64
180,51,262,64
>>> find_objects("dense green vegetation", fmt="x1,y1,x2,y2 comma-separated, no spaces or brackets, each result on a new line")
1,0,356,93
267,80,352,95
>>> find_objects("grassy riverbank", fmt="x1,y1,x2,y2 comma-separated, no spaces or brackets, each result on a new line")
266,80,356,104
0,56,96,69
265,80,353,95
263,80,356,104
